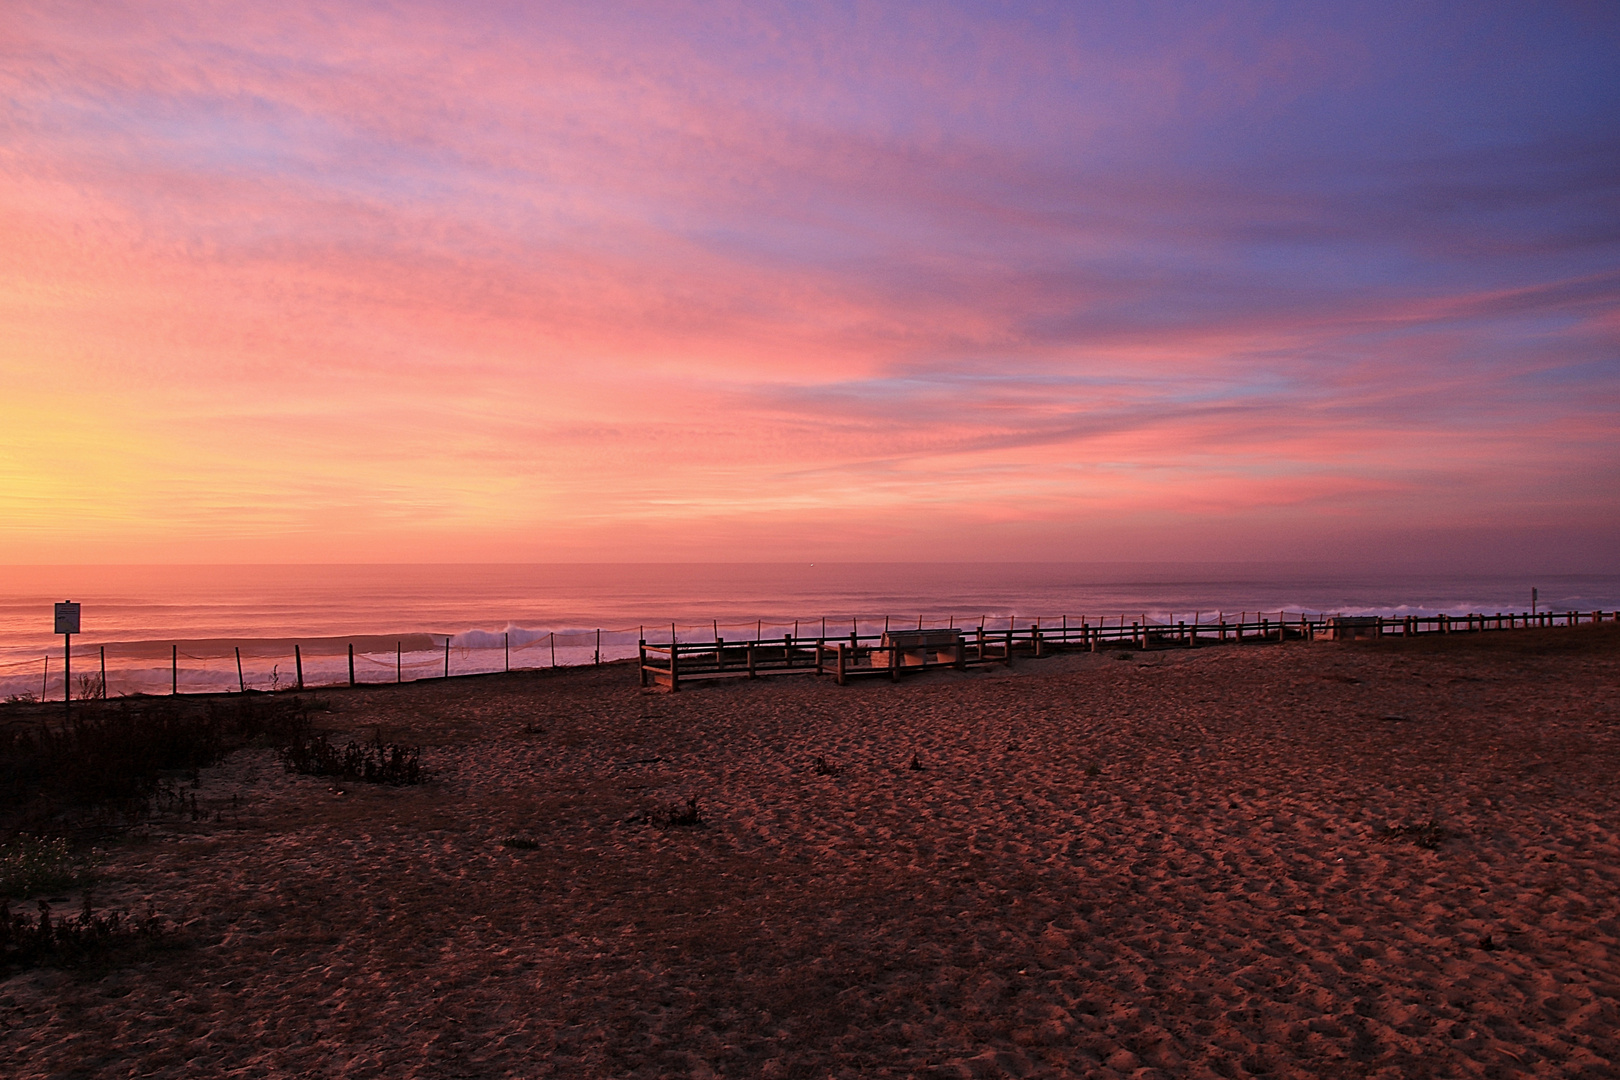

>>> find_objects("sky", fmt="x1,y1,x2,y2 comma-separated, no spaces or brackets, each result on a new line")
2,1,1617,569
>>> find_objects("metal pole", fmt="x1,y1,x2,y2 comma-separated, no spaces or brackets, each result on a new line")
296,644,304,689
63,632,70,710
172,644,178,695
349,644,356,687
505,632,510,672
100,645,106,698
445,636,451,678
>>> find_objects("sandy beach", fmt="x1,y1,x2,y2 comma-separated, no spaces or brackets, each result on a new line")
3,625,1618,1079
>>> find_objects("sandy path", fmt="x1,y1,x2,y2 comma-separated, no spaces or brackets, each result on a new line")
3,627,1617,1078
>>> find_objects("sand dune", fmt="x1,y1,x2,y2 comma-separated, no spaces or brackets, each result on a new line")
4,627,1618,1078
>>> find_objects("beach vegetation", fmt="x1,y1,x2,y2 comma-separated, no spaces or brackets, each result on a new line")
500,834,539,849
0,894,168,971
0,834,89,897
0,694,315,832
276,729,422,786
1376,819,1448,849
630,796,705,828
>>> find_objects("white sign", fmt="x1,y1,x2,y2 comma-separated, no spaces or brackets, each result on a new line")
54,601,80,635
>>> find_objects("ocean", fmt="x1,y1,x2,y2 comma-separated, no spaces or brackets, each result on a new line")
2,563,1616,699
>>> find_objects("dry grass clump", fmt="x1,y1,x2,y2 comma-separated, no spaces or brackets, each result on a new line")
1376,819,1449,849
0,695,315,832
0,894,167,970
629,796,706,828
0,835,87,897
276,730,423,785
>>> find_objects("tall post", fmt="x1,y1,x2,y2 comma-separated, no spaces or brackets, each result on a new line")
396,641,401,683
236,647,245,693
349,644,356,687
505,632,510,672
63,631,70,710
639,640,648,688
669,640,680,692
836,642,847,686
445,636,452,677
295,644,304,690
99,645,106,698
596,628,601,666
172,644,178,695
549,632,556,668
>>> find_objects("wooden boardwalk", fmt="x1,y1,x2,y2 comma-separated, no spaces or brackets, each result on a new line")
638,609,1617,690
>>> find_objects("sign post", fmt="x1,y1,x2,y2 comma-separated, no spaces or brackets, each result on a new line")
54,601,80,709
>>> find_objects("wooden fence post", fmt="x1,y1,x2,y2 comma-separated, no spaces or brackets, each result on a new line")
349,644,356,687
172,645,178,695
836,643,847,686
445,637,451,678
295,644,304,689
236,647,245,694
639,640,649,687
669,642,680,692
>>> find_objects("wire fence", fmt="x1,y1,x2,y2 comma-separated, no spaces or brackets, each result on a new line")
1,607,1613,703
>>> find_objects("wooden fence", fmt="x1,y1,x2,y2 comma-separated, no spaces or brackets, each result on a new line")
638,608,1618,690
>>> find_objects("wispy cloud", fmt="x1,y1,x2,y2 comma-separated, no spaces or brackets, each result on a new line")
2,1,1617,566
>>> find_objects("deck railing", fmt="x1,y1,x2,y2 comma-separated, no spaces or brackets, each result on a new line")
637,609,1617,690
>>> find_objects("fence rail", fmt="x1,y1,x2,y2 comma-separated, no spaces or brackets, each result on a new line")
638,609,1619,690
2,609,1614,703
